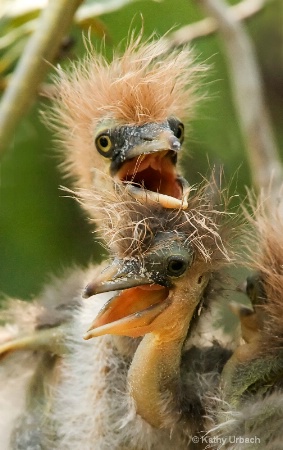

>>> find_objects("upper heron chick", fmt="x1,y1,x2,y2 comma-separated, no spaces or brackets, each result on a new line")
48,34,204,215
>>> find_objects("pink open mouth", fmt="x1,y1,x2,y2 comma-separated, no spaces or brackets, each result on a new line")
116,151,189,208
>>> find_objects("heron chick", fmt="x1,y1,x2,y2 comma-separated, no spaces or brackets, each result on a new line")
211,199,283,449
83,180,240,443
47,34,205,216
1,179,240,450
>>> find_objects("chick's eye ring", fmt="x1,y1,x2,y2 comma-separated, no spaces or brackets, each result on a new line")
166,256,188,277
95,134,113,157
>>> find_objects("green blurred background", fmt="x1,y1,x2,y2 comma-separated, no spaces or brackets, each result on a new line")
0,0,282,300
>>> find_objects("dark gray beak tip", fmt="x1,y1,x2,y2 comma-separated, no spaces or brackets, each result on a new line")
82,283,94,299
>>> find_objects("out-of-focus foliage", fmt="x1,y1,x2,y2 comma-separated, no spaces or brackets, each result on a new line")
0,0,143,78
0,0,282,299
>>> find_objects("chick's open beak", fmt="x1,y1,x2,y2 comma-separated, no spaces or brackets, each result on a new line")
83,260,170,340
113,128,190,209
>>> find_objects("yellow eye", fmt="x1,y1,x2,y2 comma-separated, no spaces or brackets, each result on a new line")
175,123,184,143
95,134,113,157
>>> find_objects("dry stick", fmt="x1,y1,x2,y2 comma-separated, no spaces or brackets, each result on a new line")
195,0,283,211
0,0,267,100
0,0,82,157
169,0,267,46
35,0,270,100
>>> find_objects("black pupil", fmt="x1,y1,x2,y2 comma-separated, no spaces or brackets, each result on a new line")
169,260,185,273
99,136,109,148
175,125,183,139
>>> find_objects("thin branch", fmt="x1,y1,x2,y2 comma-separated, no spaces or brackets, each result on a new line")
0,0,268,101
195,0,283,212
0,0,82,157
168,0,269,46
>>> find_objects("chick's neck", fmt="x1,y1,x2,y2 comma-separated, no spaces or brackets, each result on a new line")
128,273,210,429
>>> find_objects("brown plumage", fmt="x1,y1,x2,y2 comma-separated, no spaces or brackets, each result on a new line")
229,199,283,362
210,198,283,449
47,34,205,214
246,205,283,354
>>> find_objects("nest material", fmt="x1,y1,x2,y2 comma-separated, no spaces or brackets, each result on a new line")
75,176,242,273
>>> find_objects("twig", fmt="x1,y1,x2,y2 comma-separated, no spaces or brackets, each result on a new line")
168,0,268,46
0,0,268,103
195,0,283,212
0,0,82,157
